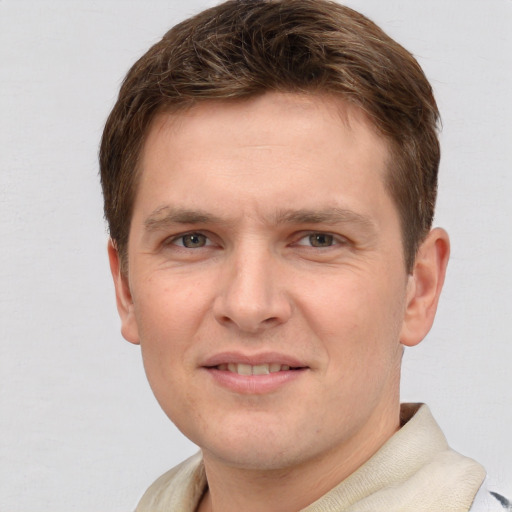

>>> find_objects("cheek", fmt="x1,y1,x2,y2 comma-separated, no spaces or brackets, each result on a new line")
133,281,209,426
132,276,213,386
135,274,211,337
303,270,406,367
131,277,225,437
311,279,405,421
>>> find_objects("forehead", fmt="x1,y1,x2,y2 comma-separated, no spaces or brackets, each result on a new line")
149,93,384,152
135,92,393,224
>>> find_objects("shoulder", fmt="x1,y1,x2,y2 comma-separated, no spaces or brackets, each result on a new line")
135,452,206,512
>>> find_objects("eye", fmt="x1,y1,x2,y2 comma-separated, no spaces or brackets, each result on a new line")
296,233,338,248
172,233,210,248
308,233,334,247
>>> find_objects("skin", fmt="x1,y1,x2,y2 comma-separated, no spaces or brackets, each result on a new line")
109,92,449,512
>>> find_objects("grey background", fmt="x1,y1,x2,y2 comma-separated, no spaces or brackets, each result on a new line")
1,1,511,510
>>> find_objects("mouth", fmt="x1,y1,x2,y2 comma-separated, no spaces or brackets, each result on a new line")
202,354,308,394
212,363,302,375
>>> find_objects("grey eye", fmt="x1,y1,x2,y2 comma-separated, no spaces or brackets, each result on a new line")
309,233,334,247
181,233,208,248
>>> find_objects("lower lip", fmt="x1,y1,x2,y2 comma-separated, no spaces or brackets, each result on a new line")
203,367,307,394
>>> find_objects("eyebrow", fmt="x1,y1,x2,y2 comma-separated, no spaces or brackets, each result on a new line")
144,205,376,232
272,208,376,230
144,206,225,232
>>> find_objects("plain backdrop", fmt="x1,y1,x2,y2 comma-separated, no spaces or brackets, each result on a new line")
1,1,511,510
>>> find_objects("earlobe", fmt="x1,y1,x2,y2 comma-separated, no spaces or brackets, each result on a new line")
400,228,450,347
107,240,140,345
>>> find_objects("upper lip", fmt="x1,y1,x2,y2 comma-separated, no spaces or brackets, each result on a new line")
201,351,308,368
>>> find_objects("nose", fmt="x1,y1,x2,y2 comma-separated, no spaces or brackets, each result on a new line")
212,244,292,334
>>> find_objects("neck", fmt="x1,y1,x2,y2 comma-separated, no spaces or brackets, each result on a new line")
197,401,401,512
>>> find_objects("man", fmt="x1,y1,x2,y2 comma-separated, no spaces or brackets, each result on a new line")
100,1,509,510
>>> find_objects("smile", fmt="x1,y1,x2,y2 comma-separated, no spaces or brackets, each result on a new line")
202,354,308,394
215,363,296,375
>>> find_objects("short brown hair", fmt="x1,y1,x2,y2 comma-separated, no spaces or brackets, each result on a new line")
100,0,440,272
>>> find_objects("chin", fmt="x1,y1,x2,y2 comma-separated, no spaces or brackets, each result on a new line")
196,419,330,472
176,412,295,466
204,440,308,472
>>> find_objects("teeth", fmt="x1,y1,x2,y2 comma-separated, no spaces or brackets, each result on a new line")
219,363,294,375
237,363,252,376
252,364,270,375
269,363,282,373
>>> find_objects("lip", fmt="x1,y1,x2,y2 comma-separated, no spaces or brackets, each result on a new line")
201,351,309,395
201,351,307,368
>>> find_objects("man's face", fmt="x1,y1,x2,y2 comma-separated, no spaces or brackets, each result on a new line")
114,93,414,472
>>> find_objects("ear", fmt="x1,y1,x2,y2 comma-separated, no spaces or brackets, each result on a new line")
107,239,140,345
400,228,450,347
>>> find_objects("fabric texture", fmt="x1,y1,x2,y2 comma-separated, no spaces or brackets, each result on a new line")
135,404,495,512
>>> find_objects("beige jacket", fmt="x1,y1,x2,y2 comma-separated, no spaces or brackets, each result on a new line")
136,404,487,512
